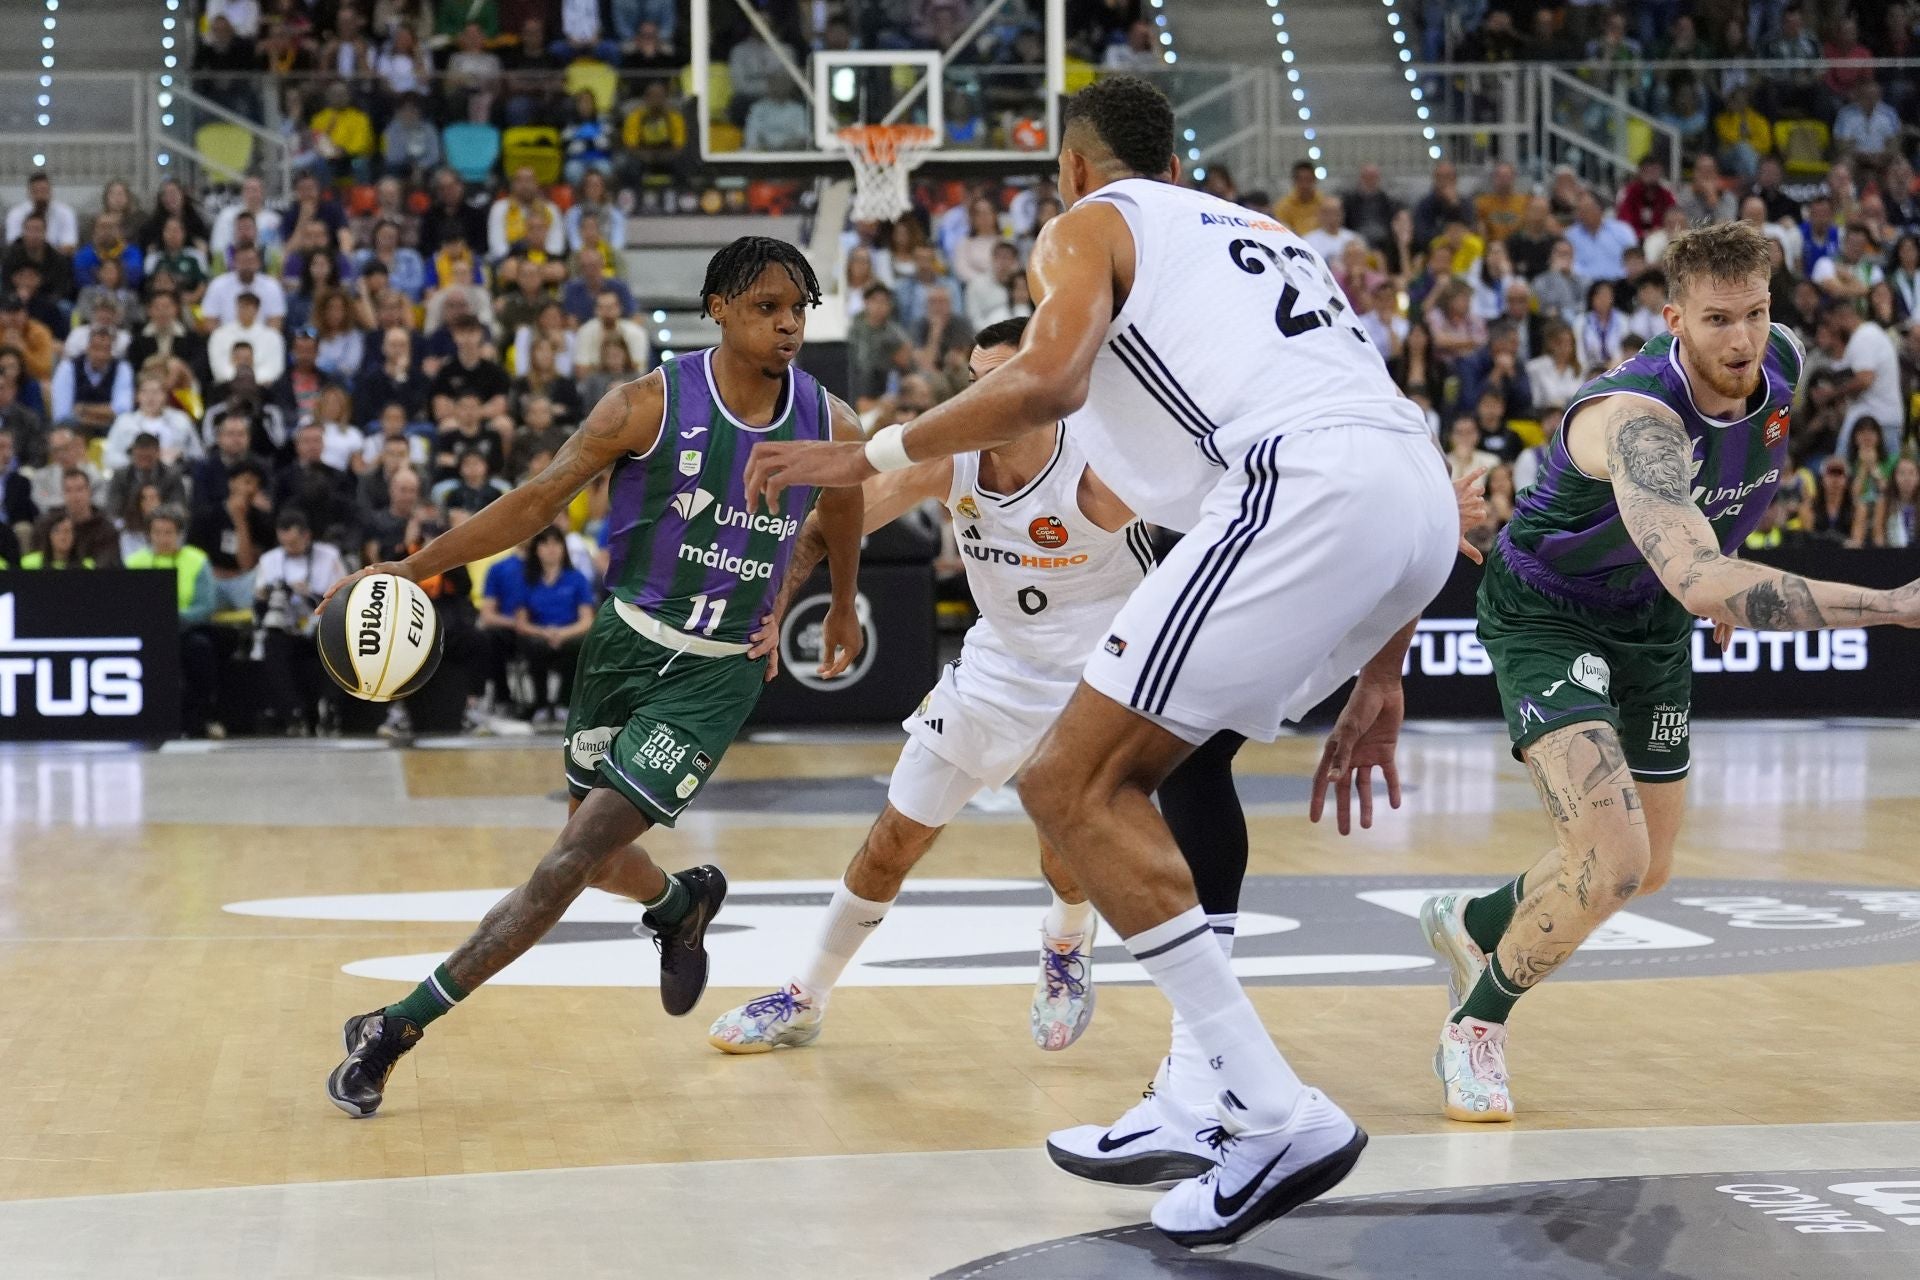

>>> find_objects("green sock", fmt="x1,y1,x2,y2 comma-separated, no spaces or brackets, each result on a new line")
642,872,691,926
1461,873,1525,953
386,963,468,1028
1453,950,1523,1025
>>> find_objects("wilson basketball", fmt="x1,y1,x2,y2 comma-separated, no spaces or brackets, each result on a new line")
317,573,444,703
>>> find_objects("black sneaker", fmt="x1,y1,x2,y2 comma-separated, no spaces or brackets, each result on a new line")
645,864,728,1016
326,1010,422,1117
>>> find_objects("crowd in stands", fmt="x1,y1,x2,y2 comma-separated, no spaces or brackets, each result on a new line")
11,0,1920,737
189,0,1147,179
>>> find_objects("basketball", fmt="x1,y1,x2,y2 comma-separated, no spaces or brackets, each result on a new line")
317,574,444,703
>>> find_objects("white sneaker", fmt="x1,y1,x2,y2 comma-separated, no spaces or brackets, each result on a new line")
1044,1060,1221,1189
1419,891,1487,1012
1435,1015,1515,1123
1151,1088,1367,1250
706,984,825,1054
1030,919,1096,1051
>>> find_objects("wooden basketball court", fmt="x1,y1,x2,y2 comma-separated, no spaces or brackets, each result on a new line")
2,723,1917,1277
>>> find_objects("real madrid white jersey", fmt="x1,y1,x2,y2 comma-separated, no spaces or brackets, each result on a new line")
947,423,1154,675
1071,177,1430,531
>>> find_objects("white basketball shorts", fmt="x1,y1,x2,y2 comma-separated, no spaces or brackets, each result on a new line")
1083,424,1457,743
886,633,1080,827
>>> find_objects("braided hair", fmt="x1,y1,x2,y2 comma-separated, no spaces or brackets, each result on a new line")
700,236,822,317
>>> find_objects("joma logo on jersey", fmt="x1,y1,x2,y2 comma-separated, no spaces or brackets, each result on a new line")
1693,469,1780,518
677,542,774,581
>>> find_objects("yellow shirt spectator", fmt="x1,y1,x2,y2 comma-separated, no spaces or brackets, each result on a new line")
1474,191,1528,242
1715,105,1773,157
621,102,687,152
313,103,375,160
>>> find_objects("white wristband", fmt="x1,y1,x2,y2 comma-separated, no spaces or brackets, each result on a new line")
863,423,914,473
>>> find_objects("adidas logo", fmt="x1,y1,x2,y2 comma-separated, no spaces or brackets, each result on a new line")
671,490,717,521
961,526,980,540
923,717,944,734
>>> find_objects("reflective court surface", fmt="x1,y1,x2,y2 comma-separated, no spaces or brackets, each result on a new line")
1,723,1918,1278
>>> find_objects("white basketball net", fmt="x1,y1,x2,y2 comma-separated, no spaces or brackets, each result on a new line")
835,125,938,222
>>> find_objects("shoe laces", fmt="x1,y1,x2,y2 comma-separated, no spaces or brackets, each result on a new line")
1195,1123,1239,1155
1040,945,1088,1001
1466,1033,1508,1085
742,988,807,1025
356,1018,412,1082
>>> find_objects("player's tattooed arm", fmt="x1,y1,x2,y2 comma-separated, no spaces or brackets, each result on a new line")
1600,399,1920,630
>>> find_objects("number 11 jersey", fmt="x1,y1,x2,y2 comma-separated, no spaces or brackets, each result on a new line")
1073,177,1430,531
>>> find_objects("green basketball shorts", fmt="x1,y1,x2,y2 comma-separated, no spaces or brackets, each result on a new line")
1476,550,1695,782
562,600,769,826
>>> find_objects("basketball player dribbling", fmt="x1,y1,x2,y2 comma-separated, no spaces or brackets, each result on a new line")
1413,221,1920,1123
745,78,1461,1248
317,238,867,1118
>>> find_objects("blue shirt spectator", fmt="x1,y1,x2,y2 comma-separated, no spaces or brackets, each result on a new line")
1564,196,1638,282
521,563,595,628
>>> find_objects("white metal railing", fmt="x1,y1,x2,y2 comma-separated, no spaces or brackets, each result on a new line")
1541,65,1681,187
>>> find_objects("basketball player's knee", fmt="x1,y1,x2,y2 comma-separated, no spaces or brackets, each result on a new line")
1637,856,1673,897
1594,828,1652,906
1017,750,1084,832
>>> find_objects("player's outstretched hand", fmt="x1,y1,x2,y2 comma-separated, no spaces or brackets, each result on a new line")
319,561,412,610
748,607,784,682
815,602,865,679
1309,675,1406,836
745,440,876,512
1453,465,1488,565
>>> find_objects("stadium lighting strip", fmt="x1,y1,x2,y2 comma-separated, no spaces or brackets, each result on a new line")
1265,1,1324,181
34,0,57,167
653,309,673,362
1383,0,1441,162
156,0,182,170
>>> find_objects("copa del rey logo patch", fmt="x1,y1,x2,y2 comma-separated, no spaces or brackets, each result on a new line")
1570,652,1612,697
1764,406,1789,448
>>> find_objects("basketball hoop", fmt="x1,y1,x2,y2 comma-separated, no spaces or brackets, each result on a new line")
834,124,938,223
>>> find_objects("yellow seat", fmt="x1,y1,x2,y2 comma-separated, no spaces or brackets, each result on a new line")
501,125,563,186
708,122,744,153
564,59,619,115
1625,118,1654,165
683,63,733,122
194,123,255,184
1065,58,1097,95
1773,118,1832,177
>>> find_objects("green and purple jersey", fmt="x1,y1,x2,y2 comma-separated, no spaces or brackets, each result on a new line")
1500,323,1803,610
602,349,828,645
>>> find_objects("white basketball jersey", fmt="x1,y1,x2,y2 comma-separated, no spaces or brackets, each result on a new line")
1072,177,1430,531
948,424,1154,674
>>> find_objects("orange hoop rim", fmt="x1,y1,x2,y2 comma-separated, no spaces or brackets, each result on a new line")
835,123,939,165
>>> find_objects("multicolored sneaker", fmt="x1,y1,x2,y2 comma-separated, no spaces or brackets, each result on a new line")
707,983,825,1054
1420,892,1487,1011
1030,919,1097,1051
1435,1015,1515,1123
1045,1060,1221,1189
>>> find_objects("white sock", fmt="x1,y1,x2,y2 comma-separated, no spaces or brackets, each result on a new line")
1043,889,1094,940
1166,913,1239,1109
1126,907,1303,1128
794,882,892,1000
